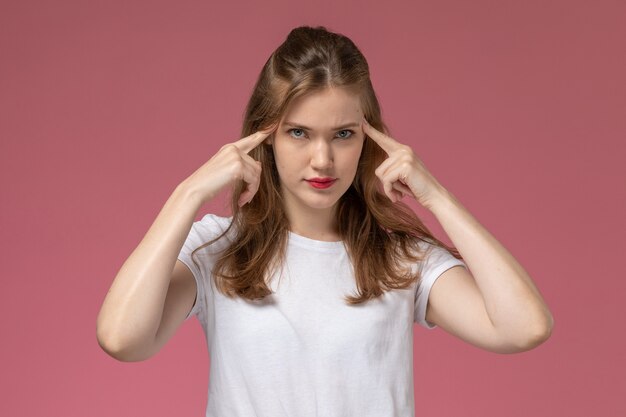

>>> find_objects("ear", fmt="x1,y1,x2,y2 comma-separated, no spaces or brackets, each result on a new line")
264,134,274,146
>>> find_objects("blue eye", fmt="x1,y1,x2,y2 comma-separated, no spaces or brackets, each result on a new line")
288,128,306,139
287,128,355,140
336,130,354,139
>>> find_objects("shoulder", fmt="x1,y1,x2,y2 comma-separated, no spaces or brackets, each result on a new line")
413,238,454,259
415,240,466,291
189,213,235,251
397,237,465,278
197,213,233,230
395,237,440,266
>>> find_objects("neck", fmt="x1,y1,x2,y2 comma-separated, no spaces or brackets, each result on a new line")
284,204,340,242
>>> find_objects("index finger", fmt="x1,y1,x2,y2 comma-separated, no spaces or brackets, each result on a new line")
236,123,278,154
362,118,397,155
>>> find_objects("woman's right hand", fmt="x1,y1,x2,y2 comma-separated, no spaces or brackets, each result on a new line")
181,124,277,207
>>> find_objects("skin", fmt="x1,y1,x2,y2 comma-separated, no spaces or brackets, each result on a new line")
96,127,278,361
264,86,553,352
97,85,553,362
362,118,554,353
266,87,365,241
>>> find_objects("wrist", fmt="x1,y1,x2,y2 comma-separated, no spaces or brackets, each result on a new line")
174,180,210,207
423,185,456,213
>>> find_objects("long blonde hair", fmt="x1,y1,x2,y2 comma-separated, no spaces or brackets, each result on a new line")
191,25,463,304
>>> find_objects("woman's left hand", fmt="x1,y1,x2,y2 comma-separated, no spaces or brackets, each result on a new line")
361,117,447,209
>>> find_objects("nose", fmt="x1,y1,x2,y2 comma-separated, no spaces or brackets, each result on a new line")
309,139,333,170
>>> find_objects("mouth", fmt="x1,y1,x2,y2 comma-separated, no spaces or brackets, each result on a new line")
305,177,337,189
305,177,336,183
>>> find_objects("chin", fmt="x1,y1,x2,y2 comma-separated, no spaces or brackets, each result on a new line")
302,196,341,210
290,187,342,209
281,180,350,211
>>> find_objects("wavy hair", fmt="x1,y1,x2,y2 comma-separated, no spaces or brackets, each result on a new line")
191,25,463,304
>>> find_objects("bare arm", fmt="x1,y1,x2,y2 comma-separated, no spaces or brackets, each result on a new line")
96,183,203,361
425,189,554,353
96,126,276,362
360,118,553,353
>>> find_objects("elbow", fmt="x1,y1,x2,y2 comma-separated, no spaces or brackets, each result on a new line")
526,321,553,350
489,308,554,354
514,312,554,352
96,327,128,362
96,326,153,363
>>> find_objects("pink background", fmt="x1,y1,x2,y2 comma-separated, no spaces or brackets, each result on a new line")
1,0,624,416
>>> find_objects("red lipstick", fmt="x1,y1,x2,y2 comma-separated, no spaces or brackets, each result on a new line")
306,177,337,189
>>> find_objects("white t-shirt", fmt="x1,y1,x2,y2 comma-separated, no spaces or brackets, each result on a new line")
178,213,467,417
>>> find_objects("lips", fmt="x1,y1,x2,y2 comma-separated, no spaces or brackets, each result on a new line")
305,177,337,189
306,177,336,183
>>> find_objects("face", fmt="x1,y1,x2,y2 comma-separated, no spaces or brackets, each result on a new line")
267,86,365,219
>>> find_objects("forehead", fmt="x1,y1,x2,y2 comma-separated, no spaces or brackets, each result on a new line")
280,87,363,129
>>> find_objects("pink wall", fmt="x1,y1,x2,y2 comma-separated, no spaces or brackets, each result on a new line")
1,0,624,415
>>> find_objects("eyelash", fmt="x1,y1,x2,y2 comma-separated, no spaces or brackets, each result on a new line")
287,128,355,140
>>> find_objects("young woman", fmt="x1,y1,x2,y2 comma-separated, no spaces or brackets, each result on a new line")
97,25,553,416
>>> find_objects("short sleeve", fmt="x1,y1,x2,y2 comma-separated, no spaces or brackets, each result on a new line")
177,213,232,324
414,241,467,329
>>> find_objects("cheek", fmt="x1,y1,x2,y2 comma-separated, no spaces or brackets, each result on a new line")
273,138,297,161
347,144,364,169
272,142,287,166
272,145,298,177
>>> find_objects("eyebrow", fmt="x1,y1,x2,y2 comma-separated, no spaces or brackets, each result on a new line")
283,121,360,131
